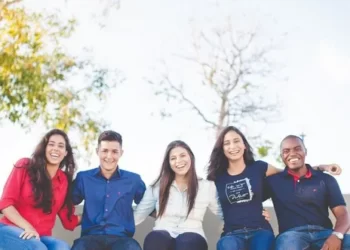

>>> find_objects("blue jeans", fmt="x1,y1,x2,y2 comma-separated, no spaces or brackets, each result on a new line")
276,225,350,250
143,230,208,250
71,234,141,250
217,228,275,250
0,223,70,250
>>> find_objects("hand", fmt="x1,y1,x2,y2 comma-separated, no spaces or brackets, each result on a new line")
262,208,271,221
19,227,39,240
321,234,342,250
324,164,342,175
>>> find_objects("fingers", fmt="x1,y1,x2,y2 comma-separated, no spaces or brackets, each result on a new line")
331,164,342,175
19,231,39,240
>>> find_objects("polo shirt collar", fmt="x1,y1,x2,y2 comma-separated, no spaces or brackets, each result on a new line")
283,164,319,179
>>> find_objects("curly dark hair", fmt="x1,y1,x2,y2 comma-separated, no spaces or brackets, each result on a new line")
27,129,76,218
207,126,255,181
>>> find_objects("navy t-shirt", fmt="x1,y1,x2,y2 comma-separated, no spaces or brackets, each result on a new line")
215,160,272,235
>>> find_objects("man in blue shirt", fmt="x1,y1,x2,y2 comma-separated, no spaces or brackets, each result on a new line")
266,135,350,250
71,130,146,250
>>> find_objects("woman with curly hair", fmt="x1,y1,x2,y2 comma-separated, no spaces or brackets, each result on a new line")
0,129,80,250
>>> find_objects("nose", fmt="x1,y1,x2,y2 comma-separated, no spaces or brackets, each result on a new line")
106,151,113,158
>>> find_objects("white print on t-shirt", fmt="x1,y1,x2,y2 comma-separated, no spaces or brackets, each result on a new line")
225,178,253,204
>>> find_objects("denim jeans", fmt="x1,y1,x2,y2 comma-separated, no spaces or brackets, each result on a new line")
71,234,141,250
216,228,275,250
276,225,350,250
143,230,208,250
0,223,70,250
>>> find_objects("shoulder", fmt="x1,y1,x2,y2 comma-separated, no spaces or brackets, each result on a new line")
199,179,215,187
14,157,31,169
250,160,268,169
75,168,98,178
316,171,339,184
120,169,142,180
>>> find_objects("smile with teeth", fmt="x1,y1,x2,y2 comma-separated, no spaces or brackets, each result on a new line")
50,153,59,159
176,164,186,169
229,150,240,155
288,157,300,163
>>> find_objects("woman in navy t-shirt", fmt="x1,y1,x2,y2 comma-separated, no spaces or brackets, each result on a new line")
206,126,340,250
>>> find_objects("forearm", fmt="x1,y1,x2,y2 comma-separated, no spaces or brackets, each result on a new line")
2,206,34,230
334,212,350,234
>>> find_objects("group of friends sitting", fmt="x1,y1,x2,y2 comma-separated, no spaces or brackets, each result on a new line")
0,126,349,250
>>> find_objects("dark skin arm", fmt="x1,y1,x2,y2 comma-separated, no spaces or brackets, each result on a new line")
321,206,350,250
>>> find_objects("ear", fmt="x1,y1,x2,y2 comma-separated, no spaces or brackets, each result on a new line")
96,147,99,155
305,148,307,156
120,149,124,157
64,151,68,157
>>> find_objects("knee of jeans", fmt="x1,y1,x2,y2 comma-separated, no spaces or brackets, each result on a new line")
276,232,305,250
121,238,141,250
341,234,350,249
216,236,241,250
24,240,48,250
49,241,70,250
71,238,89,250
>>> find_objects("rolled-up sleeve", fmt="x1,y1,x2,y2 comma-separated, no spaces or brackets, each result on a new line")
0,159,28,212
57,204,79,231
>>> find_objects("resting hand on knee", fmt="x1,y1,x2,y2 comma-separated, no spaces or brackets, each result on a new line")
19,227,40,240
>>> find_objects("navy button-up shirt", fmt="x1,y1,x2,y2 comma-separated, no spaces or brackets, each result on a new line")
265,165,346,234
72,167,146,237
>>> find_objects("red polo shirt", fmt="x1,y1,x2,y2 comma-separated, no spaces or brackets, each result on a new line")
0,158,78,236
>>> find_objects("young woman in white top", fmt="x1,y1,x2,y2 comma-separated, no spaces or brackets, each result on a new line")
133,140,222,250
134,140,269,250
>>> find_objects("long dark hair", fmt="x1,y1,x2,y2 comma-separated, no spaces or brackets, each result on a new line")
207,126,255,181
152,140,199,218
27,129,76,218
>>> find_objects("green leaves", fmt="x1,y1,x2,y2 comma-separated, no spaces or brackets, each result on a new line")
0,3,118,153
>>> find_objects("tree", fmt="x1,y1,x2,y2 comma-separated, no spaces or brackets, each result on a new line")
0,0,120,152
149,21,281,156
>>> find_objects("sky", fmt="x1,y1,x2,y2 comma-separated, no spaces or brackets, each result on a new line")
1,0,350,199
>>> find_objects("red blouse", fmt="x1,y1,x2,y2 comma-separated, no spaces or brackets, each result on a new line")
0,158,78,236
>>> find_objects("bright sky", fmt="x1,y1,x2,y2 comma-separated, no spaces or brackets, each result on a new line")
1,0,349,198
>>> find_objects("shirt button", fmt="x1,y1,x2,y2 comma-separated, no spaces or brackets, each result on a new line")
107,181,109,184
105,209,108,212
297,180,300,182
106,194,110,198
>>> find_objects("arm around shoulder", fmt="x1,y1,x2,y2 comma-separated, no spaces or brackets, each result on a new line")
133,185,157,225
207,180,223,221
57,204,80,231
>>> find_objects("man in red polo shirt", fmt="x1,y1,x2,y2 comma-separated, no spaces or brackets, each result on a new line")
266,135,350,250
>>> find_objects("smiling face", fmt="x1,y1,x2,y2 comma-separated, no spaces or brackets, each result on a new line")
97,140,123,174
280,137,307,170
169,146,192,178
223,130,246,162
45,134,68,167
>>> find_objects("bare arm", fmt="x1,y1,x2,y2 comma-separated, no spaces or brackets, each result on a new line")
320,205,350,250
332,205,350,234
266,164,342,177
2,205,34,230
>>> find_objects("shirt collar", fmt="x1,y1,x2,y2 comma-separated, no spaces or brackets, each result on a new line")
93,166,121,179
283,164,318,179
53,168,65,183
